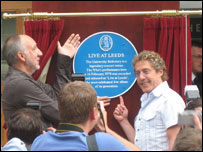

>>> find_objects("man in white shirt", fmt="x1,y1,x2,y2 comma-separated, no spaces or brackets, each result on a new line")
113,51,185,151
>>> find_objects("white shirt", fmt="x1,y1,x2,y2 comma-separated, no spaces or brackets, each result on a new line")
192,72,196,82
1,137,27,151
134,81,185,151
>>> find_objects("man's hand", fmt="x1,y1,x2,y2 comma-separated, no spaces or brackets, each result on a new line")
42,127,56,134
113,96,129,122
95,101,108,132
97,96,111,107
57,33,80,58
193,114,202,130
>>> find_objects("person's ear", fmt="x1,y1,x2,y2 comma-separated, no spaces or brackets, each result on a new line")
17,51,26,62
159,69,164,77
90,107,98,120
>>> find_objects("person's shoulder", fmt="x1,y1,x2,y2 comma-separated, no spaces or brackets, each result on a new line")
1,137,27,151
94,132,112,139
163,86,183,101
31,132,50,147
196,72,202,80
94,132,130,151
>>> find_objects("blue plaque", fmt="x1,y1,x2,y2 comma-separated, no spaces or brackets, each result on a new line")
73,32,138,98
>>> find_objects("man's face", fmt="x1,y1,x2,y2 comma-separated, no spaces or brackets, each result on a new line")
192,46,202,75
135,60,163,93
21,35,43,74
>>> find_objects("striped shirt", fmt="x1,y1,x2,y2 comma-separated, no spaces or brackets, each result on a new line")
134,81,185,151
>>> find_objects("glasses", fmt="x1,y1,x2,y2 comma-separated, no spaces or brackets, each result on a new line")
135,69,151,78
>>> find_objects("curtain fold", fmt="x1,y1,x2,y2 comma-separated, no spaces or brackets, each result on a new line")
24,19,64,80
143,17,192,101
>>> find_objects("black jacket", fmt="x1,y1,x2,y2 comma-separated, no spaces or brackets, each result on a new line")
194,72,202,97
3,54,72,129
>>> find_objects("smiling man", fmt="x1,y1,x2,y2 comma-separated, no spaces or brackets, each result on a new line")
2,33,81,129
113,51,185,151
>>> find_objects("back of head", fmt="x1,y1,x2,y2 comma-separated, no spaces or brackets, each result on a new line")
3,34,25,66
185,98,202,110
173,128,202,151
7,108,43,144
132,50,168,81
58,81,97,124
192,40,202,48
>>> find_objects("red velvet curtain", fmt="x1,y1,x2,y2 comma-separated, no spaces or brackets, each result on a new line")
24,19,64,80
143,17,192,101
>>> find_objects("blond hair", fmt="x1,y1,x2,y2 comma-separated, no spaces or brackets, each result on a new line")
132,50,168,81
58,81,97,124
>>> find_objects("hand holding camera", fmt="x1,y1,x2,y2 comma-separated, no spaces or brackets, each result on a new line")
95,101,108,132
178,110,202,129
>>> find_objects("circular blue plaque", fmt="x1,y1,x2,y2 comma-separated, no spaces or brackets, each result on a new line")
73,31,138,98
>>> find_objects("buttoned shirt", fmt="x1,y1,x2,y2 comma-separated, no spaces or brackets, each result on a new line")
134,81,185,151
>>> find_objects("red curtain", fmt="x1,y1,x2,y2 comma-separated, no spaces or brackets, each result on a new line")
143,17,192,101
24,19,64,80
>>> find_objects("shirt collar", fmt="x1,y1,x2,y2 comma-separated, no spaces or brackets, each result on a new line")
192,72,196,81
141,81,169,106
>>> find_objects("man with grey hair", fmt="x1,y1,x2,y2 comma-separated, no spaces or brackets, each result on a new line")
113,51,185,151
2,33,80,129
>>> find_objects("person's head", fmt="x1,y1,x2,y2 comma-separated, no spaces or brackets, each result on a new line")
3,34,43,75
185,98,202,113
58,81,99,131
173,128,202,151
7,108,43,145
132,50,168,93
192,41,202,75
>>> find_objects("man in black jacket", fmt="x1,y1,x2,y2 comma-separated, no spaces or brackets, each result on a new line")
2,33,80,129
191,40,202,97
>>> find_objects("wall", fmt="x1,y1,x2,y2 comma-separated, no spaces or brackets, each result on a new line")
33,1,180,139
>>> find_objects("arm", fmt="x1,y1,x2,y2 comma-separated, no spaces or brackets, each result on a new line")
113,96,135,142
118,119,135,143
50,34,81,96
97,96,111,107
193,114,202,130
106,127,141,151
167,125,180,151
95,105,141,151
11,78,60,127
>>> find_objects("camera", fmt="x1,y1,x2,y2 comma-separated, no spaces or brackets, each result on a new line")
97,101,106,132
184,85,200,103
178,110,202,127
71,73,85,81
26,101,40,110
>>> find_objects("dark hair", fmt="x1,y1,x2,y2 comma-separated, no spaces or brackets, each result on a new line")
173,128,202,151
192,40,202,48
185,98,202,110
7,108,43,144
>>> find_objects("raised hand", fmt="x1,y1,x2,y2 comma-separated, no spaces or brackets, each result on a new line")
95,101,108,132
193,114,202,130
57,33,80,58
113,96,128,122
97,96,111,107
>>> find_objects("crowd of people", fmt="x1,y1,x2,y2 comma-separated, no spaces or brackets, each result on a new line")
1,33,202,151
